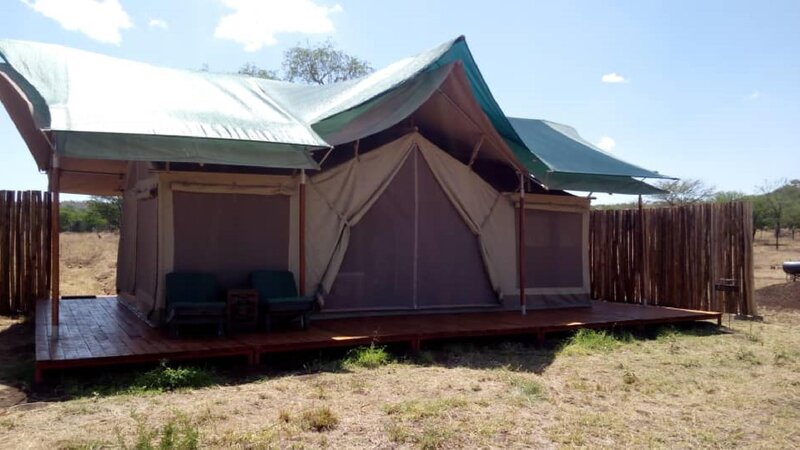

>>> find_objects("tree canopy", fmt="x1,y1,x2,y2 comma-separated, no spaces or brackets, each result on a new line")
237,40,372,84
651,179,716,206
60,196,122,232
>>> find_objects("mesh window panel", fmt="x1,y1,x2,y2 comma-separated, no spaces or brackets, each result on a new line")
135,198,158,300
327,149,496,311
523,209,584,288
325,154,416,311
172,192,290,290
416,153,496,307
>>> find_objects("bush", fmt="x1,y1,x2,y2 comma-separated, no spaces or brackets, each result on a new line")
133,361,216,391
343,344,393,369
299,406,339,432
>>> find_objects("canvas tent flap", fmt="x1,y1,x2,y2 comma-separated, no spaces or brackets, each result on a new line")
0,39,324,169
416,135,516,295
306,132,517,300
306,134,417,294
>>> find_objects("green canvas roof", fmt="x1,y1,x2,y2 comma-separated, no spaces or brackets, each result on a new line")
0,37,669,194
508,118,670,194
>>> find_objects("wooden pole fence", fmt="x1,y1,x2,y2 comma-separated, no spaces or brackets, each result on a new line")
0,190,52,316
589,201,756,316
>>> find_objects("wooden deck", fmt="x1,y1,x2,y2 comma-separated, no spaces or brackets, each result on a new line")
35,297,722,382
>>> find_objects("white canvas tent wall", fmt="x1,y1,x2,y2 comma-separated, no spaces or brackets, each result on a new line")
115,131,591,323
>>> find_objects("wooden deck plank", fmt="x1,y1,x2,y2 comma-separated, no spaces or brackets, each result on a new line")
35,297,721,380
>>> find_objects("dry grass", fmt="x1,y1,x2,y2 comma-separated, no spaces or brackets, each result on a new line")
60,232,119,296
0,232,798,448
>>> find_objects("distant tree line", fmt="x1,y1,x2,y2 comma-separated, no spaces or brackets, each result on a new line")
60,196,121,232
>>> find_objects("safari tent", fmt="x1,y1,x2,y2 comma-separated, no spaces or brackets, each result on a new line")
0,37,670,326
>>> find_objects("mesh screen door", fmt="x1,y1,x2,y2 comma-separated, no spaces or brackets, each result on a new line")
172,192,290,290
325,149,496,311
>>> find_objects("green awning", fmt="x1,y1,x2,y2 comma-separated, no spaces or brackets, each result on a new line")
508,118,671,194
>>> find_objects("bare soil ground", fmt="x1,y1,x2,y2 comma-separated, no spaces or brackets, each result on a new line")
0,233,798,449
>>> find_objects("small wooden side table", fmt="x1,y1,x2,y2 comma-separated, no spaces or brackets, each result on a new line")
226,289,259,333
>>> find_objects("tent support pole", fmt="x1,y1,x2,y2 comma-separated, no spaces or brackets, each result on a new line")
299,170,307,296
49,154,61,330
467,135,485,167
518,173,526,315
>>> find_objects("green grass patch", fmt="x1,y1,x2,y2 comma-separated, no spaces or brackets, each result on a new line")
119,414,200,450
508,375,546,401
656,324,718,341
559,329,633,356
416,425,457,450
343,344,393,369
62,361,218,398
384,397,468,421
299,406,339,432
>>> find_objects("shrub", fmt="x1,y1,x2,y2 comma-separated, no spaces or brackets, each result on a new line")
133,361,216,391
343,344,393,369
299,406,339,432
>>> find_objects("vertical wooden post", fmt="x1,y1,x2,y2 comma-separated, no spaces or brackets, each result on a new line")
298,169,307,296
638,195,646,306
518,173,526,315
49,154,60,328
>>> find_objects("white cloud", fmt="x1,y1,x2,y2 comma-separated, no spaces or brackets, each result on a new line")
22,0,132,45
214,0,342,52
747,90,761,100
601,72,628,84
596,136,616,152
148,18,168,30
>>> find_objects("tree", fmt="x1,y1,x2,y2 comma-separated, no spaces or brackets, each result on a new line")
756,179,795,249
237,62,278,80
712,190,746,203
785,203,800,240
651,179,715,206
283,40,372,84
88,196,122,230
237,41,373,85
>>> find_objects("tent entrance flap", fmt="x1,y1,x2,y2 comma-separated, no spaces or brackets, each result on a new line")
324,144,497,311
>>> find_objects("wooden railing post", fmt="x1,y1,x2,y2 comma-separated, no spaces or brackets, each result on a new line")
50,155,60,328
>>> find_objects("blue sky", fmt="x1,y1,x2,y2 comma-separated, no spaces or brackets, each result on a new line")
1,0,798,202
